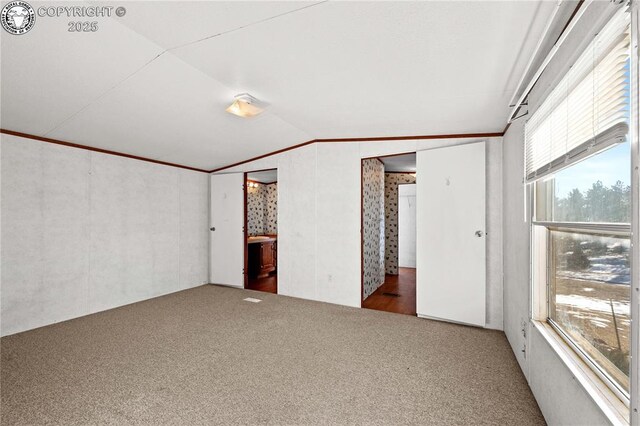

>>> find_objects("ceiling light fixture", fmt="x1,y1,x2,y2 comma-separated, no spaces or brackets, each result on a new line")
226,93,265,118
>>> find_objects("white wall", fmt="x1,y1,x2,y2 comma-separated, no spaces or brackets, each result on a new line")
215,136,503,329
398,184,416,268
501,2,623,424
1,134,210,336
503,118,613,426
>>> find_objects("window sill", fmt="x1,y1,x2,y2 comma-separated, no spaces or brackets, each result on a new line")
532,320,629,426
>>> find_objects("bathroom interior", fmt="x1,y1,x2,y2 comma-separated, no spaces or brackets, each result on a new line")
245,169,278,294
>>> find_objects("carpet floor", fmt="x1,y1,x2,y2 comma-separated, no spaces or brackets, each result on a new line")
1,285,545,425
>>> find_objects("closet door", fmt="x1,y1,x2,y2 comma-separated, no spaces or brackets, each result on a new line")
209,173,244,287
416,142,486,327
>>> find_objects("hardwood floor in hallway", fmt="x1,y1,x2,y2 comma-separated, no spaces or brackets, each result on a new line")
247,274,277,294
363,267,416,316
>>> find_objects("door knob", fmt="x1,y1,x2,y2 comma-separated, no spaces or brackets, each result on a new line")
475,230,484,237
210,227,215,231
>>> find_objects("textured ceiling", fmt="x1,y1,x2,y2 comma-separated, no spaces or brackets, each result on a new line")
1,1,558,170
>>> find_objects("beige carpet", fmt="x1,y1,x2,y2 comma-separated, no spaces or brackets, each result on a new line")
1,285,545,425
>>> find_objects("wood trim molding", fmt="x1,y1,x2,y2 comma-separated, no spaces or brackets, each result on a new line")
247,179,277,186
211,140,317,173
243,172,249,289
246,167,278,185
246,167,279,174
0,129,209,173
211,131,504,173
373,150,418,160
2,128,503,175
312,132,503,143
360,158,365,307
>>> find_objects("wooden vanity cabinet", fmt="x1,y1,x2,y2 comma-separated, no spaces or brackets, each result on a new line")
248,240,277,278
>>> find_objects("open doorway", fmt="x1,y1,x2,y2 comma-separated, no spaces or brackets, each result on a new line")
398,183,417,269
244,169,278,294
361,153,416,315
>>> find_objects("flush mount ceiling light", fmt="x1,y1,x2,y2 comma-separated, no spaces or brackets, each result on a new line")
226,93,265,118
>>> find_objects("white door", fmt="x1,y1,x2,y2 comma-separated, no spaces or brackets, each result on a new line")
210,173,244,287
416,142,486,327
398,184,417,268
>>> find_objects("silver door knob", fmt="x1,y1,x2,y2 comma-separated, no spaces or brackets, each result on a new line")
475,230,484,237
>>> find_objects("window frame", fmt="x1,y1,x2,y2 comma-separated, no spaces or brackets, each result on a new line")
530,214,631,403
525,4,638,416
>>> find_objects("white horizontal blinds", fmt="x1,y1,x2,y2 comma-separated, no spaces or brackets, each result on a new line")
524,8,630,182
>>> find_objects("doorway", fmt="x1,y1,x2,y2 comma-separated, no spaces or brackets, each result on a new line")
361,153,417,315
244,169,278,294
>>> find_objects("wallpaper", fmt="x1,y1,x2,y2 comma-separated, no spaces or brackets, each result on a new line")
384,173,416,274
265,184,278,234
247,182,277,236
247,184,267,236
362,159,386,300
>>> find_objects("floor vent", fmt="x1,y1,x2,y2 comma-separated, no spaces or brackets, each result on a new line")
243,297,262,303
382,292,401,297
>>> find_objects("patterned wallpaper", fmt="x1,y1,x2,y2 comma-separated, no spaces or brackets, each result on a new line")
247,182,277,236
362,159,385,300
265,184,277,234
384,173,416,274
247,184,267,236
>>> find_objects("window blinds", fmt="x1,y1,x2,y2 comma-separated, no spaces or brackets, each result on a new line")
524,8,630,182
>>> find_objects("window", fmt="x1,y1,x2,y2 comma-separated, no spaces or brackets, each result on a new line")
527,6,631,401
548,229,630,392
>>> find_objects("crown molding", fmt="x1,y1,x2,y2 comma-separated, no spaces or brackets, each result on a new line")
210,131,504,173
0,129,210,173
1,128,504,174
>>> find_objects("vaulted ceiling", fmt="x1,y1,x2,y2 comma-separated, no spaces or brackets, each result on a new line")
1,1,558,170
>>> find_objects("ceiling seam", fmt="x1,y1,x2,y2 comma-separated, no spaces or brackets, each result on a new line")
165,1,329,52
31,1,519,170
41,1,328,140
42,50,167,138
